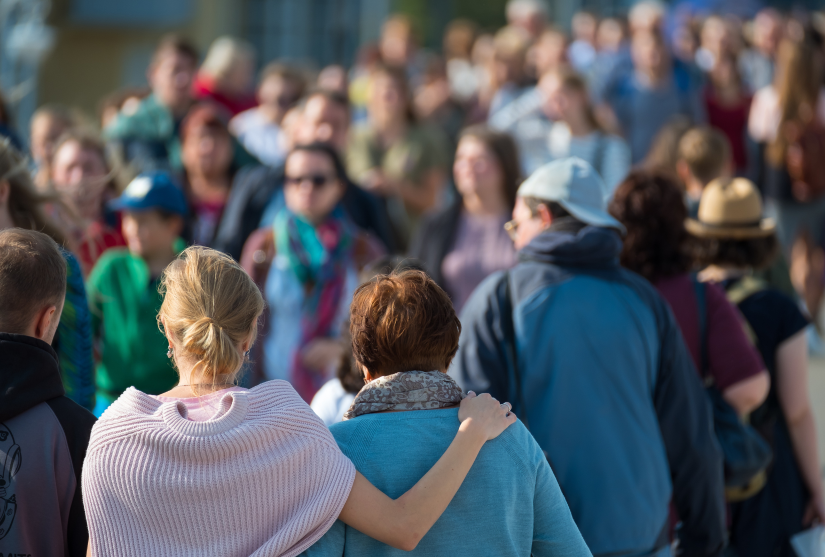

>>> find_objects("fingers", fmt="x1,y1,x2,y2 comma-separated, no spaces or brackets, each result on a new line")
466,390,476,398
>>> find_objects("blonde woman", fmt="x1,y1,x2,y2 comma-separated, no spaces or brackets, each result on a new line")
82,246,515,556
194,36,257,116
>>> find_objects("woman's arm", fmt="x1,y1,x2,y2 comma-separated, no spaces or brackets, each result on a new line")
723,371,770,415
337,392,516,550
776,330,825,524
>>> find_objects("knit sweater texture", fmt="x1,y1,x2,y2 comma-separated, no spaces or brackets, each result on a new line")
82,380,356,556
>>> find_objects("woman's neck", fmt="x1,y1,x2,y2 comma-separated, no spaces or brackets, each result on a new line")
712,82,743,107
375,115,407,144
188,174,231,203
162,359,237,397
565,112,594,137
462,190,509,217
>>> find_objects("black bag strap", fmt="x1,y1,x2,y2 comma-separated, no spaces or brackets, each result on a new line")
497,271,529,430
691,274,712,384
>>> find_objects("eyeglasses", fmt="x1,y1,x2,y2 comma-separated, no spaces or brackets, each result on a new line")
504,219,521,242
285,174,336,189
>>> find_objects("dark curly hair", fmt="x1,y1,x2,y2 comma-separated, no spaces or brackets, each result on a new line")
609,170,694,282
694,236,779,271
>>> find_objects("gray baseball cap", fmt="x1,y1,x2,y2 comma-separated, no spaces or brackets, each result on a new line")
517,157,625,234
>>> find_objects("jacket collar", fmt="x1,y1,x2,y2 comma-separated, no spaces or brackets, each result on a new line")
519,224,623,269
0,333,65,422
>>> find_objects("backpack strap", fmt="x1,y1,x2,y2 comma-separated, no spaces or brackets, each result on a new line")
726,275,768,305
691,274,712,385
496,271,529,430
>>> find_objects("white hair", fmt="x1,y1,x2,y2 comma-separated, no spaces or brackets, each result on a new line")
628,0,667,31
506,0,548,21
200,36,256,82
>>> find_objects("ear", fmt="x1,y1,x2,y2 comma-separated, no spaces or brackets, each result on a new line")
32,304,59,343
536,203,554,228
0,180,9,206
359,363,376,383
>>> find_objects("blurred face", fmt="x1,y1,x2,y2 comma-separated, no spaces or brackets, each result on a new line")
632,32,666,76
754,12,782,56
121,210,181,259
149,50,196,111
51,141,109,217
510,197,547,250
283,150,345,224
369,73,407,123
454,136,504,199
540,75,584,123
597,19,624,51
533,32,567,76
258,75,302,120
295,96,349,152
182,124,233,178
222,58,255,97
30,114,69,166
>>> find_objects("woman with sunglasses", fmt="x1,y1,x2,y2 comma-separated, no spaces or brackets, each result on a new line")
241,143,384,400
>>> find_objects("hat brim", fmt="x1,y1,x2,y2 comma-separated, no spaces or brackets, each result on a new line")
560,201,627,235
685,217,776,239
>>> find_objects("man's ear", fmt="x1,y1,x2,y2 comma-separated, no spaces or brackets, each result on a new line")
32,304,58,342
536,203,554,228
0,180,10,206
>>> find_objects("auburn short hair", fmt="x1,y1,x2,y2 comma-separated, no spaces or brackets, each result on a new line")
350,270,461,377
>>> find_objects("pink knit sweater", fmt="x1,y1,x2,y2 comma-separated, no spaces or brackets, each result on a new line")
82,381,356,556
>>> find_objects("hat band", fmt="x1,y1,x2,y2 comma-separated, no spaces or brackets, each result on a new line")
695,218,764,230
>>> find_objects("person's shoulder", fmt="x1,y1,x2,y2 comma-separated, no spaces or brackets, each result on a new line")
88,247,134,276
104,95,163,137
45,396,96,440
484,419,545,473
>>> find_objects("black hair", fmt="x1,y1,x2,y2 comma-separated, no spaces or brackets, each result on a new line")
287,142,350,184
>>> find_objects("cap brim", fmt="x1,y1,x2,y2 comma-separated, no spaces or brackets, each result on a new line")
685,217,776,239
559,201,627,235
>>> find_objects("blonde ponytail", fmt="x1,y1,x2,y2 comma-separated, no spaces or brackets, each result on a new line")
158,247,265,390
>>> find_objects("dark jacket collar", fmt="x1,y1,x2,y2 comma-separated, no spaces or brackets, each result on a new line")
519,223,623,269
0,333,65,422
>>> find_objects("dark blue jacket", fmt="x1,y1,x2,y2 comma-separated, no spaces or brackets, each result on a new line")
451,225,725,557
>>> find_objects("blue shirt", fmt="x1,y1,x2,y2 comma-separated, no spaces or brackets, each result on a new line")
301,407,591,557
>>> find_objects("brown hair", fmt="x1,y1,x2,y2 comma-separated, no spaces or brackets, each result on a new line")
768,35,823,166
51,129,112,181
0,139,67,245
678,126,731,185
642,115,693,176
151,34,199,68
609,170,694,282
350,270,461,377
158,247,265,389
694,236,779,271
370,63,416,123
459,125,521,209
259,62,307,91
0,228,66,333
549,67,603,132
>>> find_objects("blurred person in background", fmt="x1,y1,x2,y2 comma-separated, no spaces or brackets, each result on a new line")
317,65,349,96
590,17,630,101
604,29,706,163
695,15,737,73
347,64,449,251
676,126,732,216
568,11,599,74
98,87,151,130
537,68,630,191
414,55,466,146
610,170,769,418
409,127,519,314
487,27,533,120
180,103,255,248
241,143,384,400
0,138,94,411
88,171,187,416
230,62,307,168
30,104,76,191
704,51,752,174
505,0,547,42
641,115,693,176
379,15,424,87
739,9,784,93
105,34,199,172
443,19,480,104
212,89,395,260
193,36,257,117
688,177,825,556
627,0,666,35
49,130,126,275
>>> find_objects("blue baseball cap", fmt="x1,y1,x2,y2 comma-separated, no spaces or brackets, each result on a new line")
109,171,188,217
516,157,625,234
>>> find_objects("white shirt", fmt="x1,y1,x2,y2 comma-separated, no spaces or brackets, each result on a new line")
310,379,357,427
230,107,289,168
547,122,632,194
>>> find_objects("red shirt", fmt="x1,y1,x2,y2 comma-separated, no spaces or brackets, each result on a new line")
76,220,127,276
192,75,257,117
704,88,752,172
655,273,764,390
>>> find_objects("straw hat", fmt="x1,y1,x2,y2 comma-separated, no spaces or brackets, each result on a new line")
685,177,776,239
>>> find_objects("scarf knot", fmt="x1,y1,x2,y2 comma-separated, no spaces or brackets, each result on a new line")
344,371,465,420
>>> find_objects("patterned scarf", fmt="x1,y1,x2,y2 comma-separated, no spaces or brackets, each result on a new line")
344,371,465,420
274,206,354,402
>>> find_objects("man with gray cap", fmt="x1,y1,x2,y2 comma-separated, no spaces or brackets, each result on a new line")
452,157,726,557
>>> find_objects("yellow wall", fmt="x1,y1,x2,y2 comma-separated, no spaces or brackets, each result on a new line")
37,0,245,124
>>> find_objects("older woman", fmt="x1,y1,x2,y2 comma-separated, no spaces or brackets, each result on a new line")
301,270,591,557
688,178,824,556
49,130,126,275
83,245,517,555
409,126,518,313
241,143,384,401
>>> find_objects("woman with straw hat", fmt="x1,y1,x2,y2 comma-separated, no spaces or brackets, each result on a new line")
688,177,824,557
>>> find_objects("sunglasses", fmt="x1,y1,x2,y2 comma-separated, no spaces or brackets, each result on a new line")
285,174,336,189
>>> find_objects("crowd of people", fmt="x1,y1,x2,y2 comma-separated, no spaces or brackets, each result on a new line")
3,0,825,555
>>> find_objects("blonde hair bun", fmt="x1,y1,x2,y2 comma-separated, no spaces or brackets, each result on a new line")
158,246,264,385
